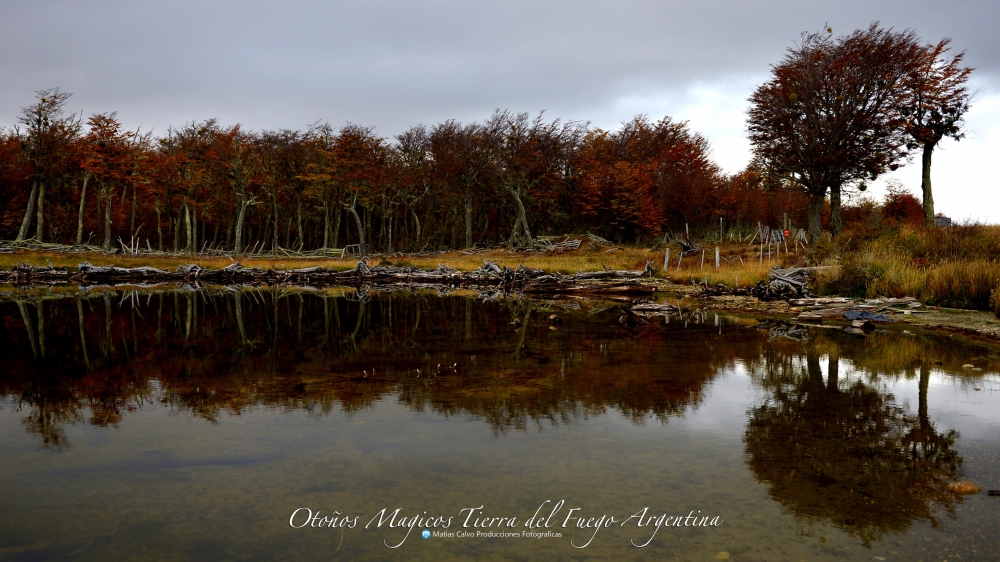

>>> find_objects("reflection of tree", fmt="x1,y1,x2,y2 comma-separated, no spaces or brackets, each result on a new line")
745,349,960,546
1,289,749,444
4,289,990,455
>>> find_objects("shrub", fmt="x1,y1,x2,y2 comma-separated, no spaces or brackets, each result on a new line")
925,260,1000,310
821,255,883,298
883,184,925,227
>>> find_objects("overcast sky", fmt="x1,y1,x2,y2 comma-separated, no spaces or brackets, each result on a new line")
2,0,998,221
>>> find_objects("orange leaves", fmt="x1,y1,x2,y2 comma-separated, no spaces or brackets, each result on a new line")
900,39,973,148
573,116,722,240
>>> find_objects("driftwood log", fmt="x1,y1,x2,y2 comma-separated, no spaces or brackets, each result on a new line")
0,261,657,297
792,296,920,322
699,265,832,300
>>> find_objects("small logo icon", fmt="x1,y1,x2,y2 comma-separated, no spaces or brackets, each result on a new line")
421,529,431,539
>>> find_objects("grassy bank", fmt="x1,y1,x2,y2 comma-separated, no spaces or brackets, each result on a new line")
0,239,784,288
815,224,1000,314
6,223,999,315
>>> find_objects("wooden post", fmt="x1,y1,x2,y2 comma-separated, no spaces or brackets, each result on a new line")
685,223,689,239
715,246,720,269
664,248,670,271
700,249,705,271
677,252,683,271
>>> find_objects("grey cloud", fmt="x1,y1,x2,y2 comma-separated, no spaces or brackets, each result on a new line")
1,0,997,136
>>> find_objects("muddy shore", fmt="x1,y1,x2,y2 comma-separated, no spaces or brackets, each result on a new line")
653,279,1000,344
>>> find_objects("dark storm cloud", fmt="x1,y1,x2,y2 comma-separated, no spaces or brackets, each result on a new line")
1,0,997,136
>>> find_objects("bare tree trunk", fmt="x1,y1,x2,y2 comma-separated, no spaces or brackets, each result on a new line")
409,206,421,249
234,198,247,254
507,213,522,248
829,183,842,237
76,174,89,246
183,202,192,252
347,196,366,258
296,196,304,251
96,186,103,244
364,208,372,252
387,212,393,252
16,179,40,242
35,181,45,243
807,187,825,244
465,188,473,249
322,186,331,249
922,142,935,227
155,198,162,250
332,208,341,248
190,202,197,251
103,188,113,252
272,194,279,252
506,186,532,248
173,215,180,252
130,186,137,237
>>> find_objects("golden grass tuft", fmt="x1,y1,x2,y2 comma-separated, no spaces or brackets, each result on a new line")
814,224,1000,311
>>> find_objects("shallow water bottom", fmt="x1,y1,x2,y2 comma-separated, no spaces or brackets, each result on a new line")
2,369,998,561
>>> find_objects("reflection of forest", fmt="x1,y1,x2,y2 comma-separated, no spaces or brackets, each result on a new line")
2,288,765,447
744,330,975,545
2,288,993,544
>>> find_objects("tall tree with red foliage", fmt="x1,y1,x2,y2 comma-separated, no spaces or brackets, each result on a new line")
14,89,80,243
83,113,134,251
748,24,922,241
899,39,974,226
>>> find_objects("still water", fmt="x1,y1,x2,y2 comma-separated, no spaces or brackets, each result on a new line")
0,286,998,561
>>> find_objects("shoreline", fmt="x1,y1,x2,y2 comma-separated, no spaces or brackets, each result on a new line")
2,253,1000,344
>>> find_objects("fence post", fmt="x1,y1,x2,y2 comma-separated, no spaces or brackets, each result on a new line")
715,246,720,269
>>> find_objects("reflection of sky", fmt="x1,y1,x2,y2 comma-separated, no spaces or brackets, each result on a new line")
2,354,999,559
581,358,1000,444
892,370,1000,442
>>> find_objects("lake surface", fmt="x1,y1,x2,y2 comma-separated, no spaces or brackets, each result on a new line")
1,286,998,561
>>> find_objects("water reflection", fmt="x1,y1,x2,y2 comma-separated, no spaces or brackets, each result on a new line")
744,341,961,545
1,286,996,558
2,288,762,446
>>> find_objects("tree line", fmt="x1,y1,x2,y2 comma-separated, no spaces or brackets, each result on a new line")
0,99,804,255
0,23,973,254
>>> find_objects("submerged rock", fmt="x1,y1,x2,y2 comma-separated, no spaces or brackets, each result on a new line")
947,481,983,494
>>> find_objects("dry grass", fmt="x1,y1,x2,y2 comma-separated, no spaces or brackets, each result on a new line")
0,241,782,288
816,224,1000,311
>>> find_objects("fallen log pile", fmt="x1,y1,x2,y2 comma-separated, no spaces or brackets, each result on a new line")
791,296,922,322
699,266,833,300
0,261,657,296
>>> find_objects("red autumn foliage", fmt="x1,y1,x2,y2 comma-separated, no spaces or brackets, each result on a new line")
0,93,854,252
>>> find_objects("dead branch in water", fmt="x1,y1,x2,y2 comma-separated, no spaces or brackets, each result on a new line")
0,260,657,297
